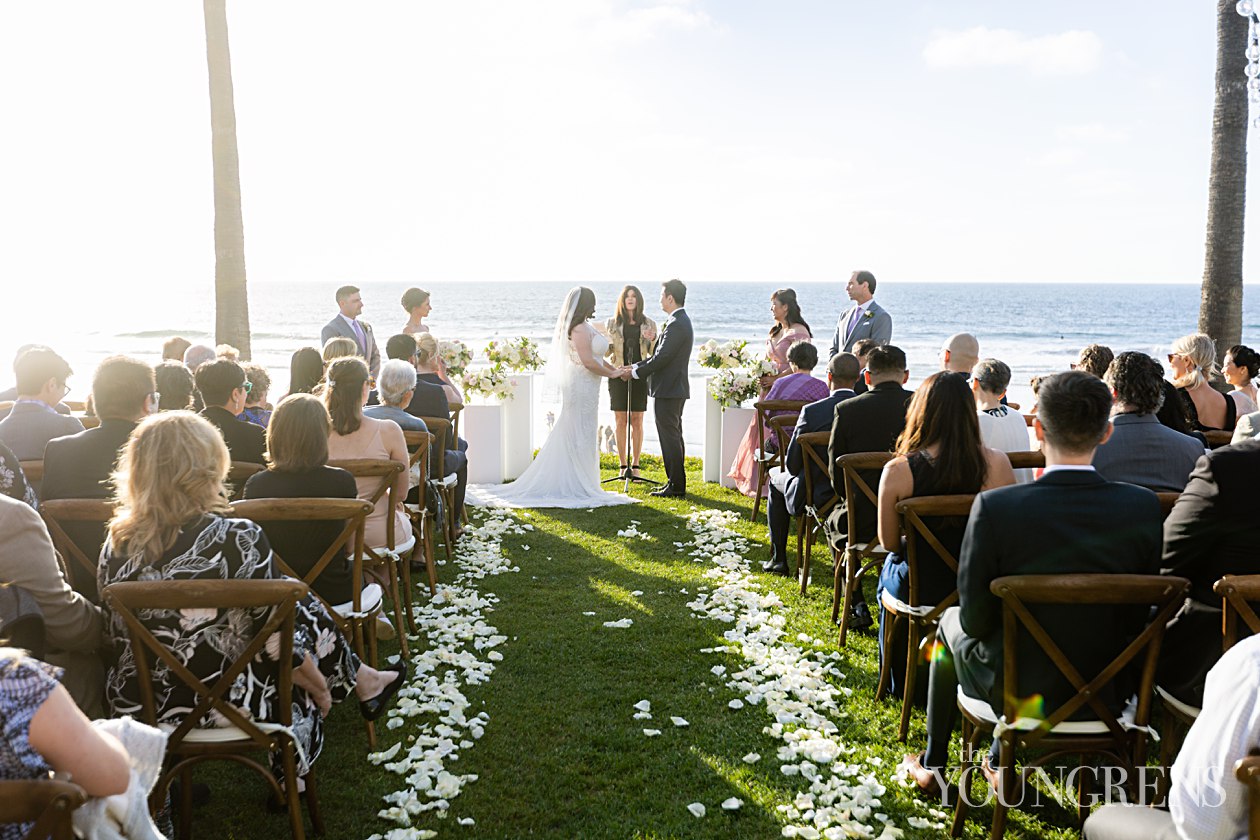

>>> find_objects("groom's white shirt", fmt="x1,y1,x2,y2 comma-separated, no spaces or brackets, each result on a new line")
631,308,683,380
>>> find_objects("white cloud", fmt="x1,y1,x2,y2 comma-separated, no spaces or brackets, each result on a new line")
922,27,1103,76
594,1,713,43
1055,123,1129,143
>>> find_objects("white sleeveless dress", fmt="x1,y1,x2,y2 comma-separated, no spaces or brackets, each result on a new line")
467,330,636,508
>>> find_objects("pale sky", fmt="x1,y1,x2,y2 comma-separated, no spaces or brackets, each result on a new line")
1,0,1256,292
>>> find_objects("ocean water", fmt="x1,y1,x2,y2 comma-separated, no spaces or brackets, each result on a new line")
6,281,1257,456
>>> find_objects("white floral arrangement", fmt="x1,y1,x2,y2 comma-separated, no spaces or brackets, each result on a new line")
460,366,516,401
696,339,751,370
484,336,545,373
749,358,779,379
438,339,473,377
707,367,759,409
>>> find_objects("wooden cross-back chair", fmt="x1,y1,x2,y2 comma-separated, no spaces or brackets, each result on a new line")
794,431,836,597
328,458,409,658
951,573,1190,839
0,779,87,840
39,498,114,600
226,461,264,500
77,415,101,430
877,493,976,743
447,406,468,526
416,416,459,556
749,400,808,523
1004,450,1045,471
402,430,438,605
1204,429,1234,449
102,579,320,840
18,460,43,491
833,452,894,646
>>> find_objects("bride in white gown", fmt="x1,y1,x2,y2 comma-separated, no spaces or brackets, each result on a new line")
467,287,636,508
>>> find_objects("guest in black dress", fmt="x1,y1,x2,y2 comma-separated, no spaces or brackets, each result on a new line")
243,394,359,606
603,285,658,478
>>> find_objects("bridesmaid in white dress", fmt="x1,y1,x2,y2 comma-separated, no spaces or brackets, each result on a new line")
468,287,636,509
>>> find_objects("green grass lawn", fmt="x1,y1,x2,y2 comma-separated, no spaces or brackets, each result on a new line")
192,456,1094,839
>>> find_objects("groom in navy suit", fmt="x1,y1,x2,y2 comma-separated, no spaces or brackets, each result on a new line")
628,279,694,497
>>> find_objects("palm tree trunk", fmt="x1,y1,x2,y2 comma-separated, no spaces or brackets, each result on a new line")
203,0,251,360
1200,0,1249,361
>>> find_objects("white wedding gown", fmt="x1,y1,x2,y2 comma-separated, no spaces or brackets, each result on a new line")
467,329,636,509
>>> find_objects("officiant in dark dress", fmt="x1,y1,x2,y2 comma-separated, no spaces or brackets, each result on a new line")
605,285,658,479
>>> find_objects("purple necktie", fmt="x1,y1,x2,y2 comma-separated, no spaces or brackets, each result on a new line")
351,319,366,353
846,306,862,337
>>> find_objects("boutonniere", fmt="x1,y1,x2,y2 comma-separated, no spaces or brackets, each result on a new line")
863,310,874,320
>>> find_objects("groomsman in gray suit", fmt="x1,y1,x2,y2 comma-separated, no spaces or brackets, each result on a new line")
828,270,892,359
321,285,381,376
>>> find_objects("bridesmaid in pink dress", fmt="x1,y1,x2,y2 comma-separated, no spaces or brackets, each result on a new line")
728,289,816,496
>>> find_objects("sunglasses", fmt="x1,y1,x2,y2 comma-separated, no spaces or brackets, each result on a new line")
236,381,253,394
1166,353,1181,364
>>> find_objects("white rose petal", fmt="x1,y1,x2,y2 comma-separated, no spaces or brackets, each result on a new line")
643,729,661,737
728,699,744,710
633,700,651,712
670,716,689,727
602,618,633,628
742,752,761,764
721,797,742,810
687,802,706,818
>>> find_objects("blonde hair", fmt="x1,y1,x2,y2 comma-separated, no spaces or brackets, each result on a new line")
322,337,359,365
107,412,231,565
414,333,439,368
1171,333,1218,389
266,394,330,471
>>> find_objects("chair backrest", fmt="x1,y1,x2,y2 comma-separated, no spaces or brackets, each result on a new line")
1214,574,1260,652
1155,492,1180,520
226,461,263,494
895,494,976,615
1233,754,1260,840
39,498,115,580
1204,430,1234,449
77,415,101,430
449,405,462,442
767,414,797,454
990,573,1190,746
836,451,895,546
0,779,87,840
102,578,307,751
752,399,808,455
328,458,405,548
416,416,451,476
1005,450,1045,470
19,460,43,486
797,431,832,514
63,401,86,413
230,498,373,610
1023,413,1036,427
401,430,433,497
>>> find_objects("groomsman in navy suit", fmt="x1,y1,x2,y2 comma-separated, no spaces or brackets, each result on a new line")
628,279,694,497
321,285,381,376
828,270,892,359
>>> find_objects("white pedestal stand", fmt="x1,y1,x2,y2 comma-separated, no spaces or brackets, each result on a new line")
500,374,534,480
464,404,505,485
719,405,755,489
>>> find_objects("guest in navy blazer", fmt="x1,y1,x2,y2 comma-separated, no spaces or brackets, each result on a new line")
763,353,860,575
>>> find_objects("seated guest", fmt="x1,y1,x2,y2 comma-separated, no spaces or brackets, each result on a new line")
876,372,1015,696
323,357,413,558
1,440,36,507
1225,342,1259,408
824,345,914,631
939,333,979,375
386,335,468,518
900,371,1162,794
195,359,266,463
850,338,881,396
1092,351,1204,492
762,352,859,576
1073,343,1114,378
215,344,240,362
161,336,191,362
0,345,73,414
321,336,359,367
285,347,323,398
42,356,156,597
153,360,194,411
1233,409,1260,443
1084,633,1260,840
0,346,84,460
0,493,107,717
414,333,464,409
239,363,273,427
1158,433,1260,706
970,359,1031,482
1169,332,1255,431
99,412,405,782
0,648,130,815
181,344,215,372
243,394,364,607
364,360,429,434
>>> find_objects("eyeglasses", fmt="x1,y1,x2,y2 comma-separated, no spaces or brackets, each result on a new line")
236,381,253,394
368,377,377,390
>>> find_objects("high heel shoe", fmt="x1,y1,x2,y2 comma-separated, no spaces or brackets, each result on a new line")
630,463,642,478
359,661,408,721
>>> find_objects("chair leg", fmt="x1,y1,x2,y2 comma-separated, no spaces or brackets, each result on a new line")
178,767,193,840
1076,758,1094,829
399,531,418,636
304,765,325,836
831,548,845,626
424,525,438,595
950,718,976,837
281,742,306,840
990,735,1013,840
874,608,898,702
797,522,811,598
837,549,859,647
751,468,764,523
385,555,409,658
899,621,920,742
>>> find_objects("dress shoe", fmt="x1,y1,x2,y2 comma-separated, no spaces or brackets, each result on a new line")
649,487,684,498
763,562,791,577
360,661,409,721
846,601,874,633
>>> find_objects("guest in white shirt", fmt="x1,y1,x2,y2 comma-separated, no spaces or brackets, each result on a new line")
971,359,1031,483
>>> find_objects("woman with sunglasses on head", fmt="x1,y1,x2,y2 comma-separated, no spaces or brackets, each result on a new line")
1167,333,1254,433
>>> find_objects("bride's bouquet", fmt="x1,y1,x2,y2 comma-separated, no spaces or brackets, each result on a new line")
707,359,779,408
697,339,751,370
485,336,545,373
439,339,473,377
461,367,516,402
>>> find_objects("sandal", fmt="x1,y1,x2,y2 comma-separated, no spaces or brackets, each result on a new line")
630,463,642,477
360,661,408,721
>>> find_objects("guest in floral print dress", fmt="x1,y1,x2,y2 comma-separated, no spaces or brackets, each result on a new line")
98,411,405,777
0,439,36,507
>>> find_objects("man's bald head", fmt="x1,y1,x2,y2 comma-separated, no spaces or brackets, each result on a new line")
941,333,980,374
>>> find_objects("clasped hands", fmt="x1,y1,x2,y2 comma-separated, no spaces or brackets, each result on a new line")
611,365,634,380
